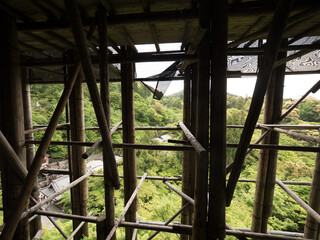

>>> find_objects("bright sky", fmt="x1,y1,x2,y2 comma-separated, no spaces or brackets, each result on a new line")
135,44,320,99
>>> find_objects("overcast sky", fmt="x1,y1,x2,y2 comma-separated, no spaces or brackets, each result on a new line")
135,44,320,100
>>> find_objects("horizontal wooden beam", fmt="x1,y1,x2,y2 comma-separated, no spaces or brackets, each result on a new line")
35,209,97,223
27,139,320,152
26,140,194,151
226,229,311,240
17,9,199,32
16,2,313,32
21,52,196,67
227,143,320,152
119,221,193,235
25,123,70,134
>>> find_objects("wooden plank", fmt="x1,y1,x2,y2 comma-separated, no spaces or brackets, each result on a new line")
64,0,120,189
226,0,295,206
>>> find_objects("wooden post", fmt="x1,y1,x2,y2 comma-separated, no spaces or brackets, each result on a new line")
121,46,138,240
252,42,286,234
64,0,120,189
304,129,320,239
208,1,228,239
189,62,198,227
192,33,210,240
0,59,81,240
21,67,42,237
96,215,107,240
68,53,88,239
97,5,111,127
181,66,191,240
0,11,30,240
98,6,116,239
226,0,295,206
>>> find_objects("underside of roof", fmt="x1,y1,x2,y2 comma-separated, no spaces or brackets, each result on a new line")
1,0,319,54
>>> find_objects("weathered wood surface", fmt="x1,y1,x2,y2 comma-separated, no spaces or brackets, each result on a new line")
82,121,122,159
64,0,120,189
226,0,295,206
106,173,147,240
0,61,81,240
276,178,320,224
121,47,138,239
181,66,191,238
208,0,228,238
69,58,88,239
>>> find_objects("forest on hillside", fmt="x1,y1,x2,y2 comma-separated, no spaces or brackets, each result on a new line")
30,82,320,239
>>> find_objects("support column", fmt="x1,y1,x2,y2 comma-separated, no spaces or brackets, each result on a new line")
181,66,191,240
121,46,137,240
208,0,228,238
0,11,29,240
21,67,42,237
251,42,286,234
226,0,294,206
69,54,88,239
304,130,320,239
97,7,116,239
189,63,198,229
192,33,210,240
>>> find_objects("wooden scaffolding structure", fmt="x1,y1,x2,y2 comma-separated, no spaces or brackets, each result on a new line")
0,0,319,239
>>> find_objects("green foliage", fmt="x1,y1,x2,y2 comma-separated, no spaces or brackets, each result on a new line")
32,84,320,239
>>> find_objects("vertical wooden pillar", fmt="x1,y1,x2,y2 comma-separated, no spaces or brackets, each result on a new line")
192,33,210,240
21,67,42,237
97,7,116,239
181,66,191,240
121,46,137,240
208,0,228,239
304,129,320,239
189,63,198,228
226,0,294,206
98,5,111,127
69,53,88,239
0,11,29,240
252,42,286,234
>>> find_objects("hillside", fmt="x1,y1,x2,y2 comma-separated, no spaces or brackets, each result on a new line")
30,82,320,239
